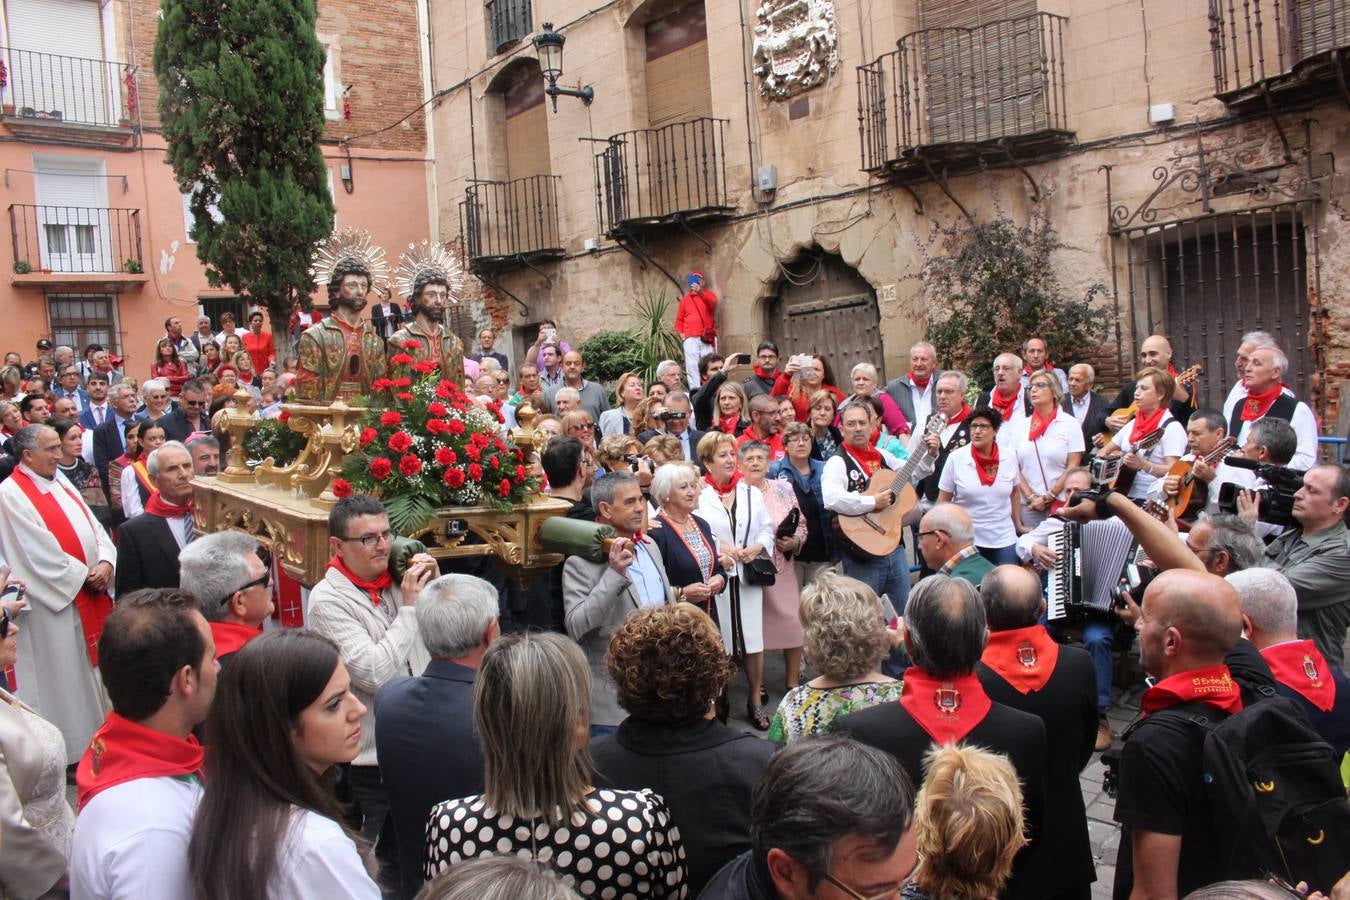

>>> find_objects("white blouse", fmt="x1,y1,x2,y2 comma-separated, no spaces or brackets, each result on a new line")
271,808,380,900
938,443,1020,548
1111,416,1187,499
1012,412,1085,496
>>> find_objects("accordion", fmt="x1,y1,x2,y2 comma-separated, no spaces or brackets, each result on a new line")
1047,518,1137,622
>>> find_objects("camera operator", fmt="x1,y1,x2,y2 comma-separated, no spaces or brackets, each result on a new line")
1219,417,1300,539
1242,463,1350,669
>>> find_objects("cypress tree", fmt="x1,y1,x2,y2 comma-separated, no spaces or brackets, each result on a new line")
154,0,335,337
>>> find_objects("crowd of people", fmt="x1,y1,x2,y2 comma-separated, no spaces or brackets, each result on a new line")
0,302,1348,900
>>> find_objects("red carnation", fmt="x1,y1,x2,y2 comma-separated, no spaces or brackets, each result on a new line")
465,445,481,462
435,381,454,399
388,431,413,453
389,353,415,367
443,467,466,488
402,339,424,351
471,432,490,448
331,478,353,498
359,427,378,447
279,410,291,423
397,392,415,402
425,418,447,435
380,411,402,427
493,439,507,452
428,402,448,417
468,463,483,481
515,465,527,481
435,447,457,466
392,378,412,389
447,418,466,436
498,478,511,498
488,455,501,470
372,377,393,391
413,360,439,375
369,457,393,480
399,455,423,477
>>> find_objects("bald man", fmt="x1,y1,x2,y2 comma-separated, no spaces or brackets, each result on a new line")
1113,571,1245,900
1106,335,1196,431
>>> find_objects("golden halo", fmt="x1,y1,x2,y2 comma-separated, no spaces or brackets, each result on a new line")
311,228,389,293
393,240,465,302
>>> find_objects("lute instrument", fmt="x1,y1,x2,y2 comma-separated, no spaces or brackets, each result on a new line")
1165,436,1238,520
836,413,948,557
1111,363,1203,420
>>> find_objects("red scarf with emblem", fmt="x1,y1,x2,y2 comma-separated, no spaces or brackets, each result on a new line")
327,555,392,607
144,491,193,519
1241,385,1283,422
899,669,993,744
1261,640,1336,712
1141,664,1244,716
76,712,204,811
1027,407,1057,442
844,443,884,476
1129,406,1167,444
209,620,263,660
908,371,931,391
705,470,742,496
980,625,1061,694
10,467,112,666
971,443,1000,487
989,386,1019,421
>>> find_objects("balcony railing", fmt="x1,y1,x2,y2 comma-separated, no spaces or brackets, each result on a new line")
1,47,132,129
486,0,532,55
857,13,1070,176
593,117,734,237
9,205,143,275
1209,0,1350,101
459,174,564,269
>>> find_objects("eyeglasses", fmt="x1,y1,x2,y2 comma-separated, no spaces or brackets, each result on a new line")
494,377,510,385
918,529,946,540
0,608,10,639
570,422,595,431
341,529,394,549
1028,382,1052,391
181,398,205,408
222,571,271,604
969,422,995,431
821,872,907,900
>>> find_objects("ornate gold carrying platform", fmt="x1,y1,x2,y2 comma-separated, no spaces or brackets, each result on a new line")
192,389,568,586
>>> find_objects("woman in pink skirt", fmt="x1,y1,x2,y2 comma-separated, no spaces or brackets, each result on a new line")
739,439,808,701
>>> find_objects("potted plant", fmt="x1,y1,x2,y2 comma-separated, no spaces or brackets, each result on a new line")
124,258,143,274
13,260,30,274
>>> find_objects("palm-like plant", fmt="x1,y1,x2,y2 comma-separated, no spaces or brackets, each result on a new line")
629,290,686,387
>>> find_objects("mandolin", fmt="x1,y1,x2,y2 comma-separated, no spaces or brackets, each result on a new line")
836,413,948,557
1112,363,1204,420
1165,436,1238,520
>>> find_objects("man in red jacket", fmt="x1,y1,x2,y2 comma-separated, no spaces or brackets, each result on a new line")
676,271,717,389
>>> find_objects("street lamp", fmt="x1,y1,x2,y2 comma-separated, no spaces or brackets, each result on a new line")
532,22,594,113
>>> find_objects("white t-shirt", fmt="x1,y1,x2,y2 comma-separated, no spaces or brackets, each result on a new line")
1012,412,1085,496
272,808,380,900
1111,416,1188,499
938,443,1020,548
70,776,201,900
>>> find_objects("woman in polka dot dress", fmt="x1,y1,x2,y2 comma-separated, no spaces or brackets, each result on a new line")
424,633,688,898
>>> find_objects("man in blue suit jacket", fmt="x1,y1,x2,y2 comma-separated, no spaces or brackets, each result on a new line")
374,573,499,900
77,372,111,432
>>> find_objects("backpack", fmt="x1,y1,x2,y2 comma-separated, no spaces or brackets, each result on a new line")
1136,696,1350,893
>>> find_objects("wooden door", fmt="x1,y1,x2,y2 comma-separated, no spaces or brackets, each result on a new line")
768,249,885,383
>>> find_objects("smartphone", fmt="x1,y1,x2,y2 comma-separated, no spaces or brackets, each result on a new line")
791,353,812,369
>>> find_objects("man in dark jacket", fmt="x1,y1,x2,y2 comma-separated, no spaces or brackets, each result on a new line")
977,565,1098,900
158,379,211,443
374,574,497,900
115,442,195,595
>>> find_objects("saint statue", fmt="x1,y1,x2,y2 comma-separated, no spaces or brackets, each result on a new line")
388,241,467,388
297,230,389,403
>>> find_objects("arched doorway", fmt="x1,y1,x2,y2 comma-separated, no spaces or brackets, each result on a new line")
767,248,884,382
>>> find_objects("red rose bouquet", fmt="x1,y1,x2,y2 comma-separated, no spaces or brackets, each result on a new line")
340,342,539,532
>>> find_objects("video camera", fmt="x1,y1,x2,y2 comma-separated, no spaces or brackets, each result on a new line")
1216,457,1304,529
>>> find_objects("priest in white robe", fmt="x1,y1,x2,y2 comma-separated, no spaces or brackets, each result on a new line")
0,423,115,762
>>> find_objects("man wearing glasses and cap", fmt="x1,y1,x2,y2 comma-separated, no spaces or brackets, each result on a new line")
675,271,718,389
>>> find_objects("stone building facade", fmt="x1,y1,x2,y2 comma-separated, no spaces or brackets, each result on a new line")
429,0,1350,435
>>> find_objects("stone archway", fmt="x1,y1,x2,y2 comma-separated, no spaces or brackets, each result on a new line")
766,246,885,381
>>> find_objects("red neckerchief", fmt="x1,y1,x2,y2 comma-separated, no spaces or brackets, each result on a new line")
1241,384,1283,422
1022,363,1054,377
981,626,1060,694
1167,363,1179,377
843,442,884,476
971,443,1000,486
210,620,262,659
717,415,741,435
947,404,973,427
1130,406,1167,443
10,467,112,666
908,371,931,390
1261,640,1336,712
705,471,741,496
753,365,775,382
1141,664,1244,716
76,712,204,811
327,556,393,607
1027,407,1057,442
899,669,993,744
989,386,1019,420
144,491,193,519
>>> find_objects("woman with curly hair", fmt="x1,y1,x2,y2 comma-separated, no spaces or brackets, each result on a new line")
599,371,645,438
767,571,901,744
631,396,666,440
591,604,774,895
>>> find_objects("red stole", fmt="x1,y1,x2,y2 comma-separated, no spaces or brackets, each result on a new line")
9,467,112,666
971,443,1000,486
76,712,204,811
144,491,193,519
1129,406,1167,443
1141,664,1244,716
899,669,993,744
1241,385,1283,422
989,386,1019,420
1261,640,1336,712
843,442,884,476
210,620,262,659
327,556,392,607
1027,407,1057,442
981,625,1061,694
908,371,931,391
705,470,742,496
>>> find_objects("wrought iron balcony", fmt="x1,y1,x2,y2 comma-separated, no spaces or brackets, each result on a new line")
1209,0,1350,108
486,0,532,55
459,175,564,272
1,47,134,130
593,117,734,238
9,205,144,277
857,13,1071,179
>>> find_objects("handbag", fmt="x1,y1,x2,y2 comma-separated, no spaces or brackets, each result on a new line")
737,486,776,586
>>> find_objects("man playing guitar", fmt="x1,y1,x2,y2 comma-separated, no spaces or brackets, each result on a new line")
919,371,975,504
1156,409,1239,524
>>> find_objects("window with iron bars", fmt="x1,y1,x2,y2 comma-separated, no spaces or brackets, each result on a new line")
486,0,532,55
48,293,119,356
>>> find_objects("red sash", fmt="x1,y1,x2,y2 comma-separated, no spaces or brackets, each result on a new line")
132,459,154,496
1261,640,1336,712
843,443,884,476
1027,408,1057,442
76,712,204,811
971,444,1000,487
1141,664,1244,716
10,468,112,666
899,669,993,744
1129,406,1167,444
1241,385,1283,422
328,556,392,607
989,387,1019,421
980,625,1060,694
705,471,742,496
209,620,263,660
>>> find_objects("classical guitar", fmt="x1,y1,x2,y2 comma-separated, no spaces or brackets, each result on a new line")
1112,363,1204,421
837,413,948,557
1107,424,1169,496
1165,436,1238,520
